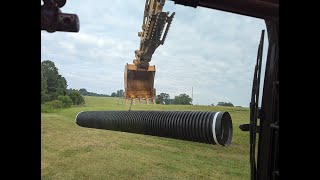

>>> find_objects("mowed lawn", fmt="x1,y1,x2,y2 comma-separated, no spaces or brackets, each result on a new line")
41,96,250,180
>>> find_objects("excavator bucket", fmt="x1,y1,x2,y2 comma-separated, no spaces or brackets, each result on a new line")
124,64,156,99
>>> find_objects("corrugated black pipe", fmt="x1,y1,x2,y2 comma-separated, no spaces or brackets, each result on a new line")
76,111,233,146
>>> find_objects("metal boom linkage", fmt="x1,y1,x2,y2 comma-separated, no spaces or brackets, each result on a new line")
133,0,175,69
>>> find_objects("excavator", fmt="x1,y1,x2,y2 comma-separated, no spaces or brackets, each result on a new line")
41,0,279,179
124,0,175,103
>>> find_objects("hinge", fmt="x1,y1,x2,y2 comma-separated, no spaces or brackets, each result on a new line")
239,124,260,133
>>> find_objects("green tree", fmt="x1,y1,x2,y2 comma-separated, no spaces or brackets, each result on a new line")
41,64,48,103
66,88,78,94
174,94,192,105
42,60,59,100
41,60,68,101
79,88,88,95
57,75,67,96
156,93,170,104
44,100,65,109
111,92,117,97
58,95,73,108
117,89,124,97
68,91,85,105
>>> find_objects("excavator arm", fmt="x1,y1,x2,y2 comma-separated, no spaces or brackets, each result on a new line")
133,0,175,69
124,0,175,100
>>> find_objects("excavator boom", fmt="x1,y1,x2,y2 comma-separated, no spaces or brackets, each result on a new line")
124,0,175,99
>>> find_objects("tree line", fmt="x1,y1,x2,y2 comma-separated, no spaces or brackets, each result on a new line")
216,102,234,107
41,60,85,111
156,92,234,106
68,88,111,97
155,93,192,105
41,60,126,110
209,102,234,107
71,88,124,97
111,89,124,97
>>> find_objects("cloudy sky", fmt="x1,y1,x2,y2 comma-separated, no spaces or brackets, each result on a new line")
41,0,268,107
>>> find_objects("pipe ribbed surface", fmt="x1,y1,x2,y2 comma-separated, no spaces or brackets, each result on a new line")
76,111,233,146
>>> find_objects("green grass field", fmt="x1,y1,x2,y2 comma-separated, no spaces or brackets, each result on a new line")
41,96,250,180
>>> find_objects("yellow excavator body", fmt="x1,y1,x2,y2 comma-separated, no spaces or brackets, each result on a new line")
124,0,174,100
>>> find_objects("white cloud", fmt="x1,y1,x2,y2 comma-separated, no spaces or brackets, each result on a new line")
41,0,268,107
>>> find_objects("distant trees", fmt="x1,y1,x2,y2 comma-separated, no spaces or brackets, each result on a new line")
174,94,192,105
74,88,110,97
217,102,234,107
41,60,69,102
41,60,68,101
155,93,192,105
117,89,124,97
110,89,124,97
154,93,234,106
41,60,85,112
79,88,88,95
156,93,170,104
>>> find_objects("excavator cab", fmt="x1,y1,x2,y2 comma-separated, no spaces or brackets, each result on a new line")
124,64,156,99
124,0,174,102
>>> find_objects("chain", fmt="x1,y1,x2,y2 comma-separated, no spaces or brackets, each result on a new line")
128,98,134,111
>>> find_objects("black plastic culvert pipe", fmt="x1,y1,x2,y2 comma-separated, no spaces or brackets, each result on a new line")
75,111,233,146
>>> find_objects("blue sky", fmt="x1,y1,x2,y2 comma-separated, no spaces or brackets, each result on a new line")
41,0,268,107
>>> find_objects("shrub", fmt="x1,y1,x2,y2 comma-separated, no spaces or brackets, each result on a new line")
45,100,65,109
41,104,53,113
58,95,73,108
68,92,85,105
